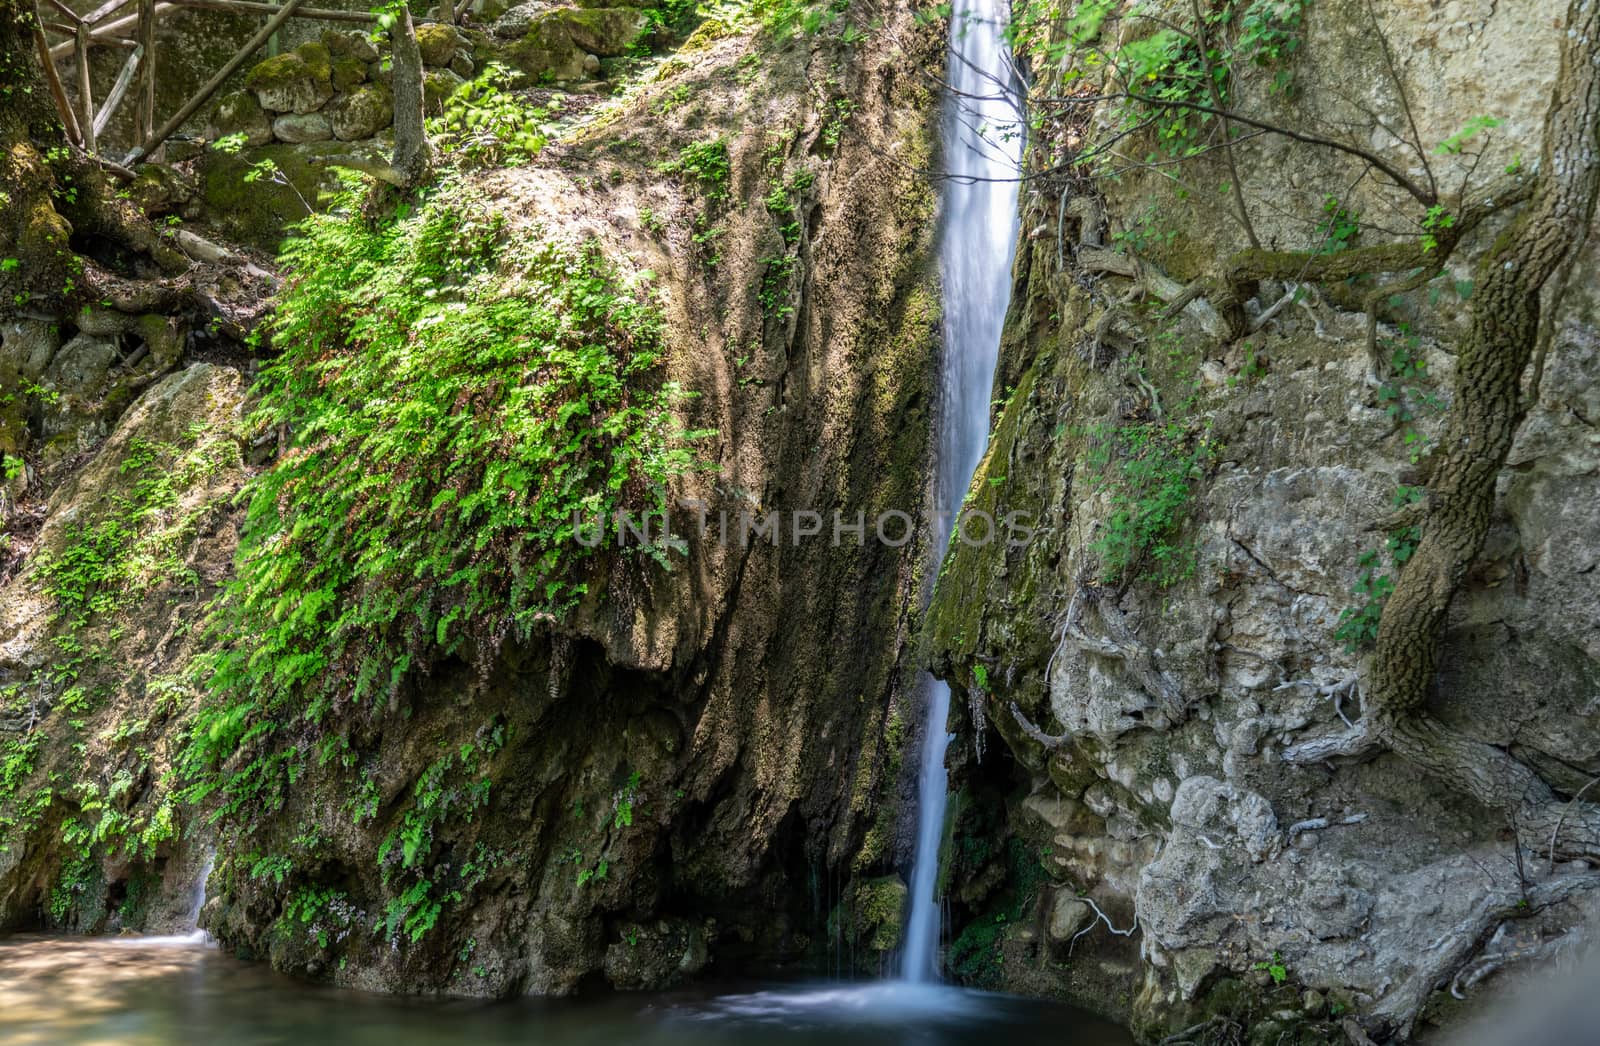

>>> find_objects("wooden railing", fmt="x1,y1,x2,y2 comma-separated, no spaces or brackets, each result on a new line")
32,0,441,169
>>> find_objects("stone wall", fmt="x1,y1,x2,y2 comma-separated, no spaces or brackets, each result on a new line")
209,27,474,148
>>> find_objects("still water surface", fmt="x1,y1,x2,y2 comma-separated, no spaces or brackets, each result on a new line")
0,934,1132,1045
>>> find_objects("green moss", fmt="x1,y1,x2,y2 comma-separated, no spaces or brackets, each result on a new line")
558,8,647,56
414,23,458,66
293,40,333,84
197,141,349,251
179,183,703,832
331,57,368,92
246,42,332,92
245,52,311,91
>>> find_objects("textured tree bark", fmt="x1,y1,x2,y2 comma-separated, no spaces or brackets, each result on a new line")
388,6,433,189
1282,0,1600,858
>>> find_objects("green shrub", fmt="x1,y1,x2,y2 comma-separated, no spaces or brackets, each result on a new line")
1088,420,1217,587
183,180,703,804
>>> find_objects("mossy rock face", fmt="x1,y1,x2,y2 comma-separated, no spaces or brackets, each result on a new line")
558,7,645,56
196,140,355,251
331,56,369,92
414,22,459,66
125,164,195,216
246,49,334,114
422,69,466,112
0,363,27,455
329,83,394,141
292,40,333,82
322,28,379,63
208,89,273,146
502,18,588,82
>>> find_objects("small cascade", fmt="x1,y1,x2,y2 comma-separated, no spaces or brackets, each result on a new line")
185,850,216,940
900,0,1023,984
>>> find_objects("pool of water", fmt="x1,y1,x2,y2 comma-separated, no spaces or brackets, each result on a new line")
0,934,1132,1045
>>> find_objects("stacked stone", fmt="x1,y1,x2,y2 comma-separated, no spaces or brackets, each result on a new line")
208,27,476,146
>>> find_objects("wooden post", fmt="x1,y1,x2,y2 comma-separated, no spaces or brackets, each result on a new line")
82,0,134,26
124,0,307,165
136,0,155,155
31,3,84,147
76,23,97,153
94,43,141,139
49,4,171,59
163,0,376,22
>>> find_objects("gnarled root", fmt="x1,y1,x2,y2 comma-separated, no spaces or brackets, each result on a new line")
1362,872,1600,1040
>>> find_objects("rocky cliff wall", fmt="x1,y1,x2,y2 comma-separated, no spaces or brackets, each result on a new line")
925,0,1600,1040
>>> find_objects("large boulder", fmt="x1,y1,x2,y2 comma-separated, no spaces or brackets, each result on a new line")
207,90,273,146
331,56,369,92
414,22,458,66
501,9,639,81
328,84,394,141
272,112,333,143
245,42,335,114
422,69,465,112
1,319,60,382
559,8,644,56
322,28,379,63
492,2,545,37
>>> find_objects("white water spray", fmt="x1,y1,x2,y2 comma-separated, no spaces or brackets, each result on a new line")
900,0,1022,984
185,850,215,938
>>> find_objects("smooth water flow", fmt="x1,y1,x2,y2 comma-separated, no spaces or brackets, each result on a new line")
187,850,215,930
901,0,1023,984
0,935,1132,1045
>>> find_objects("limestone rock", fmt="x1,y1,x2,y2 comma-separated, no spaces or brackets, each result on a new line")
423,69,465,112
208,90,273,146
43,333,118,402
492,2,545,38
450,52,475,78
272,112,333,144
582,52,600,76
246,42,334,114
560,7,644,56
414,22,458,66
328,84,394,141
322,28,379,63
501,9,641,81
0,320,59,381
1047,891,1092,943
331,56,369,92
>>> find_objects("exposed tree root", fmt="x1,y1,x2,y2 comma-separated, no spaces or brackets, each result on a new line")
1365,872,1600,1040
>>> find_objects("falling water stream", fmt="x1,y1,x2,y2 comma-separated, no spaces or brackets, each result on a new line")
901,0,1024,985
0,6,1126,1044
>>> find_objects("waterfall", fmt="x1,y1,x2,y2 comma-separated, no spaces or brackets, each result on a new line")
900,0,1022,984
186,850,215,934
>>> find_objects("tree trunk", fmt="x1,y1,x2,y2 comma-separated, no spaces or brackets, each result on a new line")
389,7,432,189
1,0,79,316
1357,0,1600,852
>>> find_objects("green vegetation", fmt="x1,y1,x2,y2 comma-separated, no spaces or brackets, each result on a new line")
179,178,704,846
1334,485,1422,651
1253,951,1289,985
947,838,1052,987
1086,419,1218,588
1012,0,1311,161
660,138,731,200
430,63,551,166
